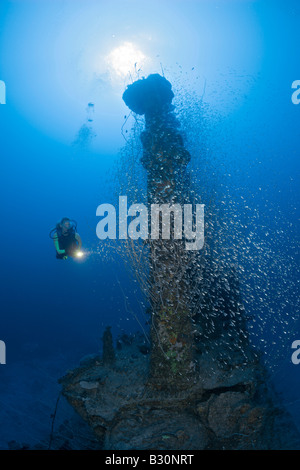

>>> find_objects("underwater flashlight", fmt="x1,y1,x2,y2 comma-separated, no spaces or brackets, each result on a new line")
75,250,84,258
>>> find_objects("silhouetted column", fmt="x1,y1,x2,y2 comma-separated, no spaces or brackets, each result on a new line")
102,326,116,366
123,74,195,389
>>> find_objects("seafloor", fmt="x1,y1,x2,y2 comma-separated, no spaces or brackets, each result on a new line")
0,332,299,450
59,332,300,450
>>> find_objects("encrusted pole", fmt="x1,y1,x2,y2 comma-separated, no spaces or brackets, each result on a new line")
123,74,196,389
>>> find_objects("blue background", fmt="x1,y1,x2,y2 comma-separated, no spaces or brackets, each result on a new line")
0,0,299,448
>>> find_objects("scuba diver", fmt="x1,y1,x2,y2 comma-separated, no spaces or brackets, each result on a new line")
49,217,83,260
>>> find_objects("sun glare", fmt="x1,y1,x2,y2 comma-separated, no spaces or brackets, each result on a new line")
106,42,146,79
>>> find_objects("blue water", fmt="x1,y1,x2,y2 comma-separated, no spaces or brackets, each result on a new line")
0,0,299,449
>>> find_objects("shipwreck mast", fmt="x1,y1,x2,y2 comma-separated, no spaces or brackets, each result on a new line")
123,74,196,389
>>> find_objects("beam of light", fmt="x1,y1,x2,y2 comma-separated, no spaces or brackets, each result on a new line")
106,41,147,79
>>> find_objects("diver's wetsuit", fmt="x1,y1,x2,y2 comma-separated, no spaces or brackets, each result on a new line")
55,228,79,259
